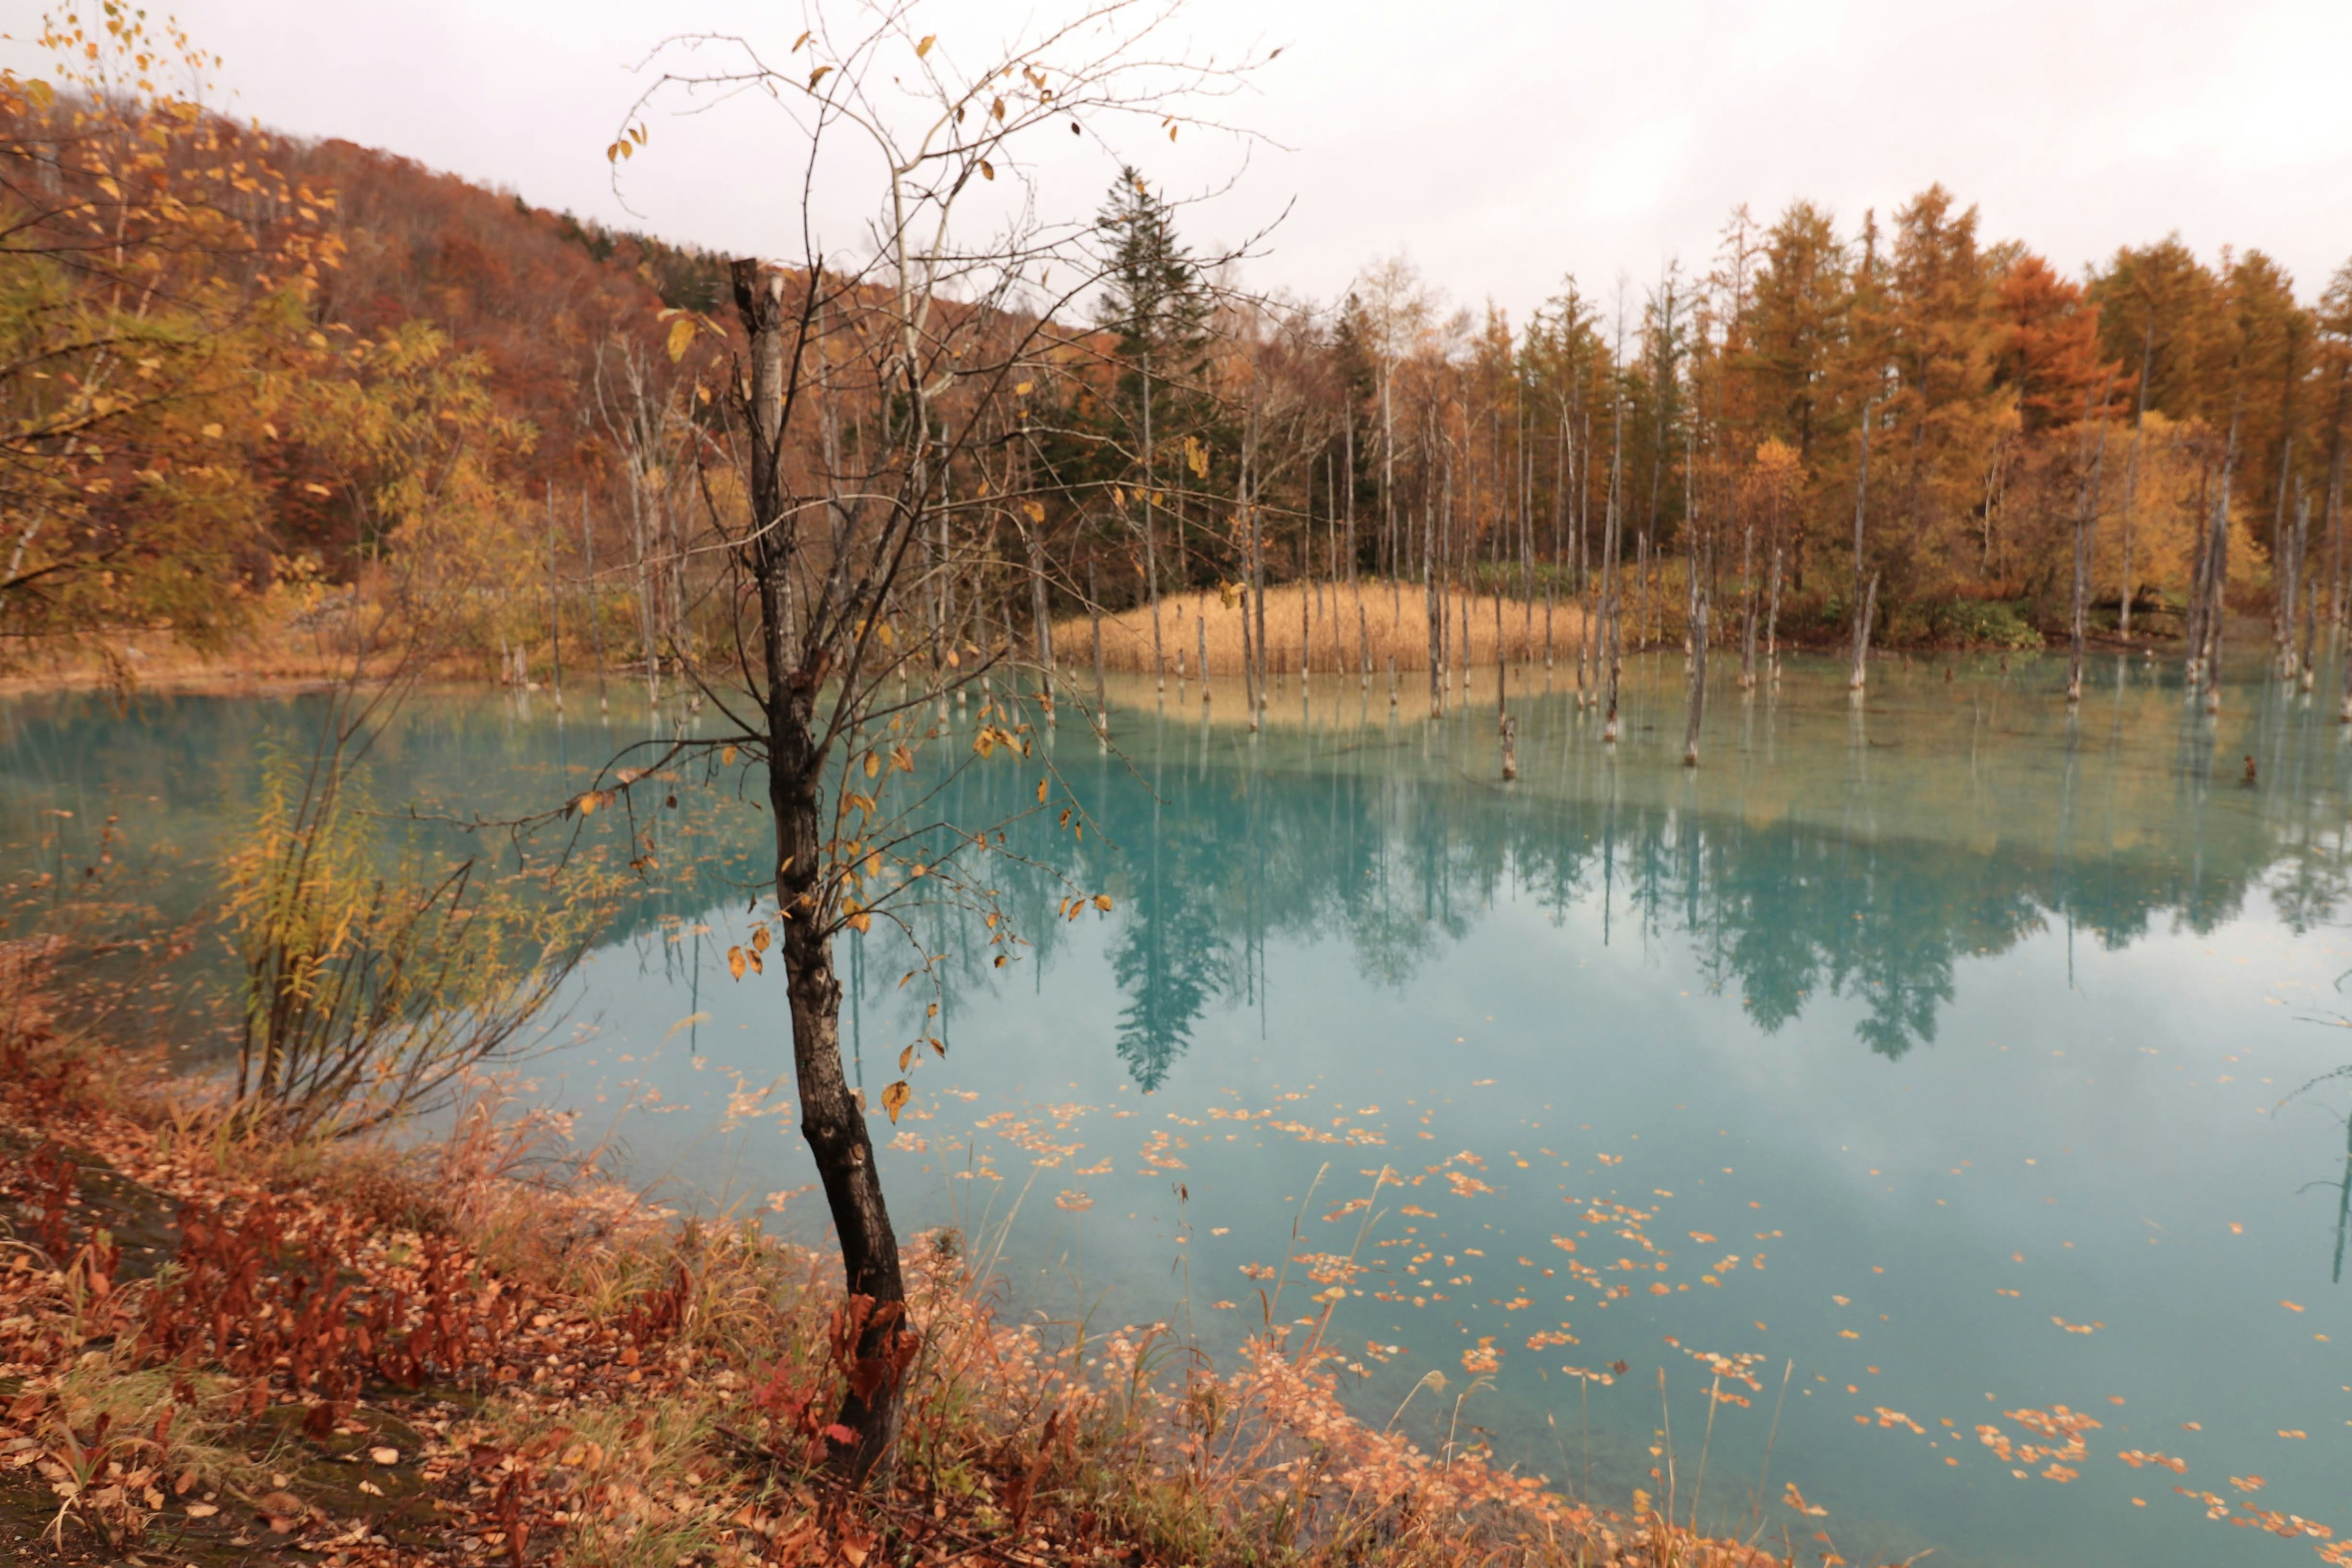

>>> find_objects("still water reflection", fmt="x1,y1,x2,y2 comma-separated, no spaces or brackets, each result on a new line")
4,651,2350,1568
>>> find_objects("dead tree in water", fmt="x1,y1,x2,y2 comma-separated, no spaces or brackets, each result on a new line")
1683,585,1708,766
1600,347,1627,742
1848,399,1877,693
1736,489,1758,690
2067,374,2114,705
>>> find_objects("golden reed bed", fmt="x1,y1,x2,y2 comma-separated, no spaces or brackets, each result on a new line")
1054,581,1593,679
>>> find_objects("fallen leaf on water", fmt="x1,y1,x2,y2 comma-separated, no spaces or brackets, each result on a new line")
369,1446,398,1465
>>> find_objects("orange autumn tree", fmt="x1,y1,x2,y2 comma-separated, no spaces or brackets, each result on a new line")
0,4,343,672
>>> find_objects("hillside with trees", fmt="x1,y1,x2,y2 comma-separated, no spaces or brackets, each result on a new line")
5,11,2347,702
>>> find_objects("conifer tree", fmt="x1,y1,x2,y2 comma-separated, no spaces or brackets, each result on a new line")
1096,168,1209,687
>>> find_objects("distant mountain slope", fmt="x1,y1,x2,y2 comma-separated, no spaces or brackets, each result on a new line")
279,137,729,489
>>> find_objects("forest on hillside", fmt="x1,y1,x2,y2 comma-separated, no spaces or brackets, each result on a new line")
3,6,2347,697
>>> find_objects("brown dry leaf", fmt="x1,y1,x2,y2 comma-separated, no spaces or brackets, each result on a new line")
369,1446,398,1465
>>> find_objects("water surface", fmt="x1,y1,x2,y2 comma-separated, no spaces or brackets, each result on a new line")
6,652,2349,1568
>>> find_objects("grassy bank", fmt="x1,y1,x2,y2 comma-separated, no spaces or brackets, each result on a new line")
0,942,1805,1567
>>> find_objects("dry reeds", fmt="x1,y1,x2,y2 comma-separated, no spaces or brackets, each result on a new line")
1057,579,1590,678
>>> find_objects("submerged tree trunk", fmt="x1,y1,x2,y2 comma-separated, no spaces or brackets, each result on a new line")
579,494,609,714
1683,585,1707,766
1737,506,1758,690
2299,494,2320,689
1602,382,1626,742
1089,555,1107,738
1023,522,1054,710
1849,402,1875,692
1423,499,1441,713
2067,379,2113,704
2118,323,2152,641
2200,409,2241,706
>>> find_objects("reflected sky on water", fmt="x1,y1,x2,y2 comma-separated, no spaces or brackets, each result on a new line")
6,650,2350,1568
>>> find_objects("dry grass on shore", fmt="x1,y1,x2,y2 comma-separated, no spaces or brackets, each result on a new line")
1055,580,1591,679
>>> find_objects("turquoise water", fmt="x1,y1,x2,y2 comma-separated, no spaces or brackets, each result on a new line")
5,653,2350,1567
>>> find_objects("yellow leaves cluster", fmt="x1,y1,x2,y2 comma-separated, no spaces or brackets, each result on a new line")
969,723,1028,759
605,123,647,163
725,925,773,982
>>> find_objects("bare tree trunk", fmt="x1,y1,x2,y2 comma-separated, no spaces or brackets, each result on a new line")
1089,554,1106,739
579,495,609,714
2118,323,2153,641
2067,378,2113,704
2288,486,2311,682
734,261,906,1484
1248,427,1268,714
1023,522,1054,709
1299,570,1310,684
1683,584,1707,766
546,483,564,713
1494,587,1506,721
1602,382,1626,742
1765,545,1783,684
1737,503,1757,690
2199,410,2241,712
1142,354,1164,693
1849,402,1875,692
1423,498,1440,713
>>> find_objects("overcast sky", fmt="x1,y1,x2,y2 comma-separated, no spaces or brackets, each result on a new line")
21,0,2350,321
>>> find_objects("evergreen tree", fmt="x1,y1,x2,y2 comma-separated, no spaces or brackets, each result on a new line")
1095,169,1210,666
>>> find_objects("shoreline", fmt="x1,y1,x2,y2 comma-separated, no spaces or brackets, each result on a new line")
0,942,1784,1567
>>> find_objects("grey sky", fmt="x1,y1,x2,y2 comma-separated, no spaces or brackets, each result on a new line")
30,0,2351,320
